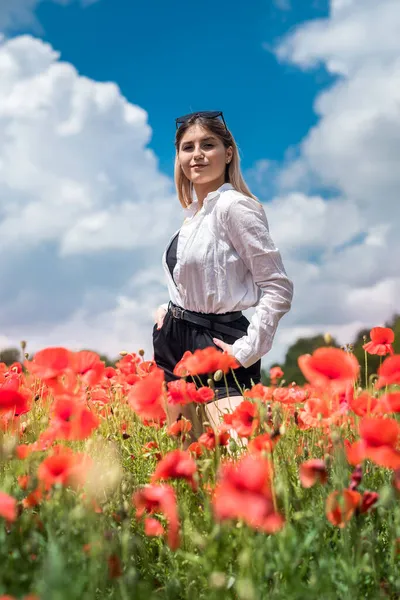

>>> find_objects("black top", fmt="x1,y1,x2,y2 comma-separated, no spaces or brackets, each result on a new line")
166,231,180,282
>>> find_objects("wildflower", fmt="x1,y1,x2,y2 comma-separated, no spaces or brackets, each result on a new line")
167,380,198,406
213,454,284,533
359,491,379,513
269,366,284,384
37,447,93,490
377,392,400,414
133,484,180,549
326,489,361,527
375,355,400,389
230,401,259,438
363,327,394,356
348,390,378,416
349,464,363,490
198,427,230,450
167,418,192,440
248,433,277,455
299,459,328,488
347,418,400,469
244,383,273,402
174,347,239,377
50,395,99,440
195,386,215,404
298,347,359,393
0,491,17,522
69,350,105,386
151,450,197,490
24,347,72,380
17,475,30,490
22,488,43,509
187,442,203,457
0,389,29,416
128,368,166,422
144,517,164,537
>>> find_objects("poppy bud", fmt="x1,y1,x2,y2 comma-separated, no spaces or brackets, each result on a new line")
213,369,223,382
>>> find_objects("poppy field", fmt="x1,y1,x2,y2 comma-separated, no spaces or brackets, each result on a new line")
0,327,400,599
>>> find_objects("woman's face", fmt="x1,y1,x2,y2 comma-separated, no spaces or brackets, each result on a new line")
178,124,232,185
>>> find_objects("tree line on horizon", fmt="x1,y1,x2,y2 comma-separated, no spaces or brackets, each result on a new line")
1,313,399,387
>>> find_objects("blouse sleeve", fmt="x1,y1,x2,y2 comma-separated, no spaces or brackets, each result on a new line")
223,196,294,369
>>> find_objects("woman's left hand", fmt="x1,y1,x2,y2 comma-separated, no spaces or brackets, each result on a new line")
213,337,233,355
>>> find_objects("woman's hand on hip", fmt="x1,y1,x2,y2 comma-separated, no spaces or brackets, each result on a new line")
213,337,233,355
155,306,167,329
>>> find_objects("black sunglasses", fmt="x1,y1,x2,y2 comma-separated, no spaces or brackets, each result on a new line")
175,110,227,130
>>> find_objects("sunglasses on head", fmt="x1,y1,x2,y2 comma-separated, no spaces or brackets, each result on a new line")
175,110,227,130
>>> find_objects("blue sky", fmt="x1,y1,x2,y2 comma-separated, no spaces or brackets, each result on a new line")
32,0,330,187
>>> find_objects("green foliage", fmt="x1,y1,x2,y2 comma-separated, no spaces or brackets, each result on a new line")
0,346,21,365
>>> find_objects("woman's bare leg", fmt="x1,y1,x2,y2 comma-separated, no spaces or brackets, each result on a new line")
205,395,243,429
166,402,206,447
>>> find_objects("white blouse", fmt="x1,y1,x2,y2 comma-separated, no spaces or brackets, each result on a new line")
160,182,294,369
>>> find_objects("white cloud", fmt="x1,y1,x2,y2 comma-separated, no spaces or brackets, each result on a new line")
0,0,99,32
0,35,179,361
262,0,400,366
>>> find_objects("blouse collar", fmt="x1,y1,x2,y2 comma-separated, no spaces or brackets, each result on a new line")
185,182,234,215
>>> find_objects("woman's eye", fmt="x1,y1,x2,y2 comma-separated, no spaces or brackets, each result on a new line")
182,143,214,151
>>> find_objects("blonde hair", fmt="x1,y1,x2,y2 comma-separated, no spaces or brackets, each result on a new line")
174,115,258,208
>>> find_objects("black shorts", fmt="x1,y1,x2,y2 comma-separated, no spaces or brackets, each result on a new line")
152,309,261,401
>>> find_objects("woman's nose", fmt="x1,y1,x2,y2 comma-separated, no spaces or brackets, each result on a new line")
193,146,204,159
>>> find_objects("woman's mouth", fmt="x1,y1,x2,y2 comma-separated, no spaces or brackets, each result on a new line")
191,164,207,169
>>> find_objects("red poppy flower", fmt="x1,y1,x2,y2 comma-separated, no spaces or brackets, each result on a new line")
195,386,215,404
17,475,30,490
348,390,378,416
69,350,105,386
298,347,360,392
375,355,400,389
151,450,197,490
24,347,73,380
231,401,259,438
299,459,328,488
174,347,239,377
248,433,277,455
0,491,17,522
347,417,400,469
198,427,230,450
270,366,284,383
187,442,203,457
359,491,379,514
244,383,273,402
167,418,192,439
37,447,93,490
326,489,361,527
50,395,99,440
128,368,166,422
133,484,179,549
363,327,394,356
377,392,400,414
166,380,198,406
349,464,363,490
213,455,284,533
144,517,164,537
22,488,43,509
0,389,29,416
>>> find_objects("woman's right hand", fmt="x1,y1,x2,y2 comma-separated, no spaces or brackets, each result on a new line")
155,305,167,330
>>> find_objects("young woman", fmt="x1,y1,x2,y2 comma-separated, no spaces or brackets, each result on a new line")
153,111,293,437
